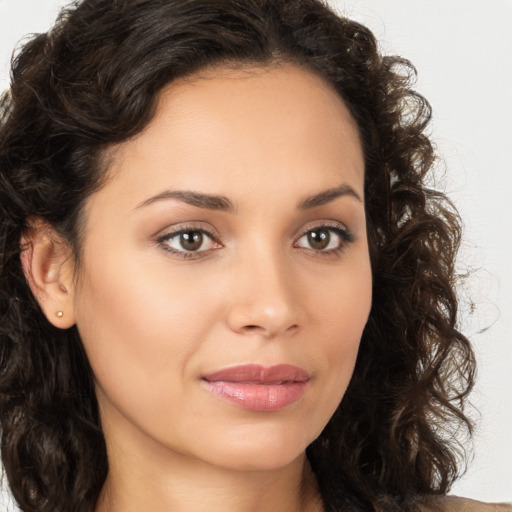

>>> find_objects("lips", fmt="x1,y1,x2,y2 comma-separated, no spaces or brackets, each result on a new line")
201,364,310,412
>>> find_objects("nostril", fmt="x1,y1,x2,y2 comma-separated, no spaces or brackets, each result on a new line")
287,324,300,335
242,324,272,335
241,323,300,336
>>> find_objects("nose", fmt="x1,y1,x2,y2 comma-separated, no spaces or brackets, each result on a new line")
226,246,303,339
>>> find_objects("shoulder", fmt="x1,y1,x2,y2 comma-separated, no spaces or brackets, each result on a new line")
418,495,512,512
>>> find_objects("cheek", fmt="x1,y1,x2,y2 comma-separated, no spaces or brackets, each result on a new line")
71,250,219,409
309,254,372,397
311,252,372,339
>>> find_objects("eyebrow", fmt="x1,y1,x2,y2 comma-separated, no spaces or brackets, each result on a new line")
135,183,362,211
136,190,235,212
297,183,362,209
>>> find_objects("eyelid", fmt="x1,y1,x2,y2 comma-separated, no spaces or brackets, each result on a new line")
154,221,221,241
155,223,222,258
154,219,354,259
293,220,354,254
295,220,353,241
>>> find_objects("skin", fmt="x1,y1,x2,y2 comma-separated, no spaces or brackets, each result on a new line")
24,63,372,512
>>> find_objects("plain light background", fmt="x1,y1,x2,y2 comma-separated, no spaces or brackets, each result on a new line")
0,0,510,508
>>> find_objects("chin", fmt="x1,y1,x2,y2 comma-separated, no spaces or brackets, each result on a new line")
192,424,316,472
214,448,306,473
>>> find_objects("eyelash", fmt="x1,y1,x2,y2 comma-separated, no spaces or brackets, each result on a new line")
156,221,354,260
156,224,221,260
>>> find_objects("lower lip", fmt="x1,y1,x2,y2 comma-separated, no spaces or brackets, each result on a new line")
202,380,308,412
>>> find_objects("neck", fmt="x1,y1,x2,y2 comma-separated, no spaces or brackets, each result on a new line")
96,453,322,512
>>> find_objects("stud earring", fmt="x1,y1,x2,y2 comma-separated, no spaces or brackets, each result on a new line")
56,311,64,318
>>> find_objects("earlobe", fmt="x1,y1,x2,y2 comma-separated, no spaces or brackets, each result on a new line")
20,218,76,329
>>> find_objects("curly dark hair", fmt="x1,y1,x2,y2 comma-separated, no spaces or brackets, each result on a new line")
0,0,475,511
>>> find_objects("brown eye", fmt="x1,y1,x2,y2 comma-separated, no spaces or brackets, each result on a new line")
307,229,330,250
180,231,203,251
159,228,219,255
295,224,352,253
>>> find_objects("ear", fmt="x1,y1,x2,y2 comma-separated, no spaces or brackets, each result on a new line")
20,217,76,329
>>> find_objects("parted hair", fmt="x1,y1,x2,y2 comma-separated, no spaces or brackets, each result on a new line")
0,1,475,511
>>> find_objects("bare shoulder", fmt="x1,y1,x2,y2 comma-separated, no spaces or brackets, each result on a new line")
418,495,512,512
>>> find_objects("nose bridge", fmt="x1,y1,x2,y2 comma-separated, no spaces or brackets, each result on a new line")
226,235,302,337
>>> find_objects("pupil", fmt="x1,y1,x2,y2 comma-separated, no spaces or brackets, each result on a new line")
308,230,330,250
180,231,203,251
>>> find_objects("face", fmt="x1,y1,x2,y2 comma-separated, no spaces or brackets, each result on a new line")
71,64,372,472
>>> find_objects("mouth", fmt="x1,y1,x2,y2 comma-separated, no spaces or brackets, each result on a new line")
201,364,310,412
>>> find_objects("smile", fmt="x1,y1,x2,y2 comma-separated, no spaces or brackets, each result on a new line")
201,364,310,412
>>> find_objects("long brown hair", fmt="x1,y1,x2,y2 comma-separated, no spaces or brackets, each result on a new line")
0,1,475,511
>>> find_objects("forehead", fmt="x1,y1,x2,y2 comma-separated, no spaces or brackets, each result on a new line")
95,63,365,213
153,63,363,170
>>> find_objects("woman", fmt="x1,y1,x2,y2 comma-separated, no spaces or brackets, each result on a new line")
0,0,509,511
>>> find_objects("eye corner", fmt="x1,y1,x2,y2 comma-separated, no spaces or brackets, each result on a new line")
155,224,223,259
293,221,355,256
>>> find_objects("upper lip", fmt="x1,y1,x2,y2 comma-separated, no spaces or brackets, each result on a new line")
202,364,310,384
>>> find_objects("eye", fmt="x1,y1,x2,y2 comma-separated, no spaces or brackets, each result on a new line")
157,227,220,257
294,224,353,253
